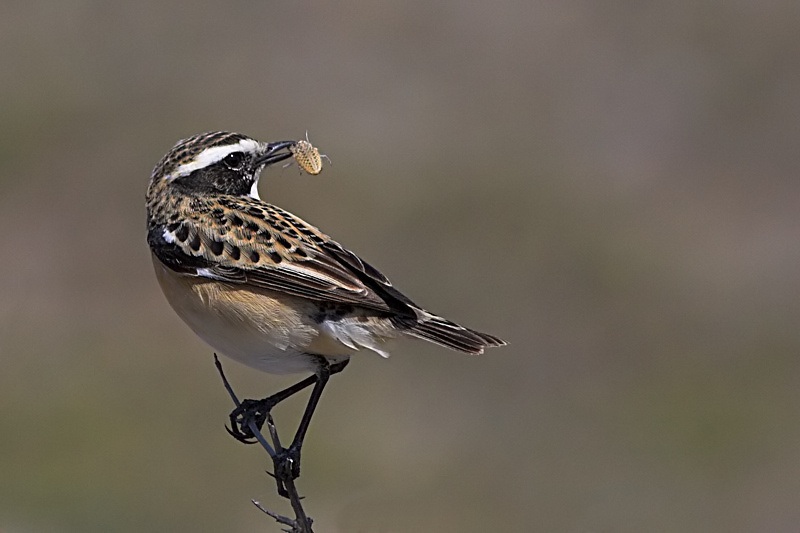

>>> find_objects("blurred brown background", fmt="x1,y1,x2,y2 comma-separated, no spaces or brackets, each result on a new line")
1,1,798,531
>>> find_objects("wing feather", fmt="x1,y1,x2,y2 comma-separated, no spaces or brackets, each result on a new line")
151,196,406,314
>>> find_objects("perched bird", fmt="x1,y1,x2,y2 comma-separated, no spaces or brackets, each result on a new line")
145,131,506,483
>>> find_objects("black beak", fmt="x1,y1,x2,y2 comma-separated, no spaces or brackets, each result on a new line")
255,140,296,167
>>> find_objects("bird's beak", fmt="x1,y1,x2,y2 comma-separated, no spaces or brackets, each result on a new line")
255,141,295,167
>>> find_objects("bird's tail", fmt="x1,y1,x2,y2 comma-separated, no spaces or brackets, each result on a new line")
395,313,507,355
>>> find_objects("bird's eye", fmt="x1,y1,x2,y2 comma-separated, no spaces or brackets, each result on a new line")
223,152,246,170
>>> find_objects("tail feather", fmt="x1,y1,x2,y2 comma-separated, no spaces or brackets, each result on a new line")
395,314,507,354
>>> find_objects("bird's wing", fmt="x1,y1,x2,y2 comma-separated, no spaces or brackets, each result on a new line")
149,195,420,317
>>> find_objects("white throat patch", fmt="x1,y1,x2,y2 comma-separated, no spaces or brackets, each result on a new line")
249,178,261,200
169,138,261,180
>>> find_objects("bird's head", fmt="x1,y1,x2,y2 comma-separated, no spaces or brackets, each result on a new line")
148,131,295,200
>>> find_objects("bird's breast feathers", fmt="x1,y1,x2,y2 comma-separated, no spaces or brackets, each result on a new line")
152,255,394,374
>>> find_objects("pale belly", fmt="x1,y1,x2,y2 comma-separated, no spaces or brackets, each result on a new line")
152,256,393,374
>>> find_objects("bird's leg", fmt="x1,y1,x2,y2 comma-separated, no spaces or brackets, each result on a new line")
271,357,349,496
227,359,349,446
228,373,319,444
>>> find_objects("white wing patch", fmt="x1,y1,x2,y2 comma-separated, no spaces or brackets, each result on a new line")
170,139,261,180
195,267,229,281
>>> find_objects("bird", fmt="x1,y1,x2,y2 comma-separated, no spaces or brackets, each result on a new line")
145,131,506,486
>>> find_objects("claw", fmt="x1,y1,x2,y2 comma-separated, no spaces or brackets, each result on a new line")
225,424,257,444
228,398,278,443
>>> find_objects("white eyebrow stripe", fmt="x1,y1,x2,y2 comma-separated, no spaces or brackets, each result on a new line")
169,139,261,179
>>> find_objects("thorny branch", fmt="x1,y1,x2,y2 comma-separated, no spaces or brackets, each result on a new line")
214,355,314,533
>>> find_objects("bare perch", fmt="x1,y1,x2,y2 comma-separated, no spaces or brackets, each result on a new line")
215,355,315,533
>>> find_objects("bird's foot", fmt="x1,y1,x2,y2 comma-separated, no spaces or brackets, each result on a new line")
227,398,277,444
